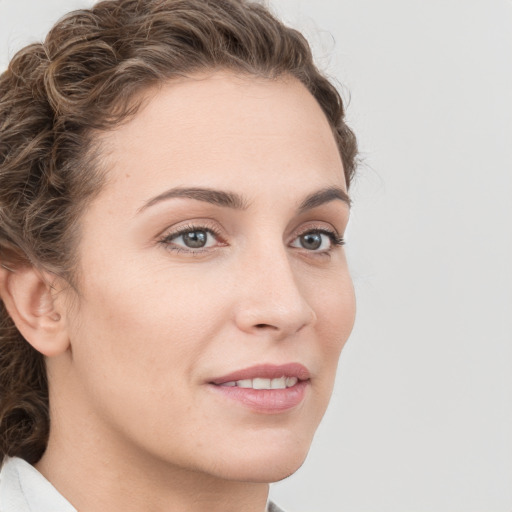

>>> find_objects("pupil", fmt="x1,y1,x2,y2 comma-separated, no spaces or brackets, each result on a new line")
301,233,322,250
183,231,207,248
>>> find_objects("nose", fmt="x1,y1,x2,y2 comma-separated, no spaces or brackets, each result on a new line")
232,245,317,340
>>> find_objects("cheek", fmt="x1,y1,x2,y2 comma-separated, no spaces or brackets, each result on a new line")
309,265,356,343
308,269,355,390
326,278,356,345
67,263,226,387
64,271,219,448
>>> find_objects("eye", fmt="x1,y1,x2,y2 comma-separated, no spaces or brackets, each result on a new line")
159,225,223,252
290,229,344,252
175,229,211,249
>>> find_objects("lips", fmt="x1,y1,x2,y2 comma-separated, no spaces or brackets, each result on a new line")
208,363,310,413
210,363,311,385
219,376,299,389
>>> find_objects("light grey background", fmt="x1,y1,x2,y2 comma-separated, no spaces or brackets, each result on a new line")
1,1,511,511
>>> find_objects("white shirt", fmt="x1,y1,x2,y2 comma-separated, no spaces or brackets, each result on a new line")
0,456,284,512
0,457,75,512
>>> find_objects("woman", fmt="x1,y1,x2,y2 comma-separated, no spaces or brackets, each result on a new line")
0,0,357,510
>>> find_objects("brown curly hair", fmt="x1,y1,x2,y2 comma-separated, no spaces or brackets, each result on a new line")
0,0,358,464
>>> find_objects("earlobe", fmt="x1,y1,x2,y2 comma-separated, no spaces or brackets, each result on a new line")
0,264,70,357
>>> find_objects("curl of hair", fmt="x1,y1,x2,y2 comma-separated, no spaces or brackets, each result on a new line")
0,0,358,464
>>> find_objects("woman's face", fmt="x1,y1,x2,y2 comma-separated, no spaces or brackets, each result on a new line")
59,71,355,482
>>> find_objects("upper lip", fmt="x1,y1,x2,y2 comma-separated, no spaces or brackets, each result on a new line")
209,363,311,385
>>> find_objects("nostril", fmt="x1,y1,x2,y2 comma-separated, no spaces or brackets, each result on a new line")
254,323,278,330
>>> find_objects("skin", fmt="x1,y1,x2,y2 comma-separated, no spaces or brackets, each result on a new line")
6,72,355,511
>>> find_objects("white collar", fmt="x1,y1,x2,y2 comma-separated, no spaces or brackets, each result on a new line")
0,457,76,512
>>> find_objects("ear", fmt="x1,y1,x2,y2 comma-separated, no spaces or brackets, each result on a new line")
0,264,70,357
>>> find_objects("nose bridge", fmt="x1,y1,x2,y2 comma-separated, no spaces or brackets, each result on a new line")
233,233,316,336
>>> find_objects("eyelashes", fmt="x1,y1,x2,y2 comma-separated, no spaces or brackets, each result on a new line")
158,223,344,256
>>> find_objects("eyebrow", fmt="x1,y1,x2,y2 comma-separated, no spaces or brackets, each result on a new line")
138,185,350,214
138,187,248,213
298,186,351,212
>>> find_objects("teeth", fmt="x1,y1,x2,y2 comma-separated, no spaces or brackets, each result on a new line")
219,377,299,390
271,377,286,389
253,378,271,389
286,377,298,387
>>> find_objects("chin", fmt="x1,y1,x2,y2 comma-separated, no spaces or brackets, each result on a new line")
250,456,308,484
207,436,312,483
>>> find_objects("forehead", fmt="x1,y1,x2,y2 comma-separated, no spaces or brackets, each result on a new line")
97,71,345,207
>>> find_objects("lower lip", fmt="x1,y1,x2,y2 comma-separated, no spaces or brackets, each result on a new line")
208,380,309,414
